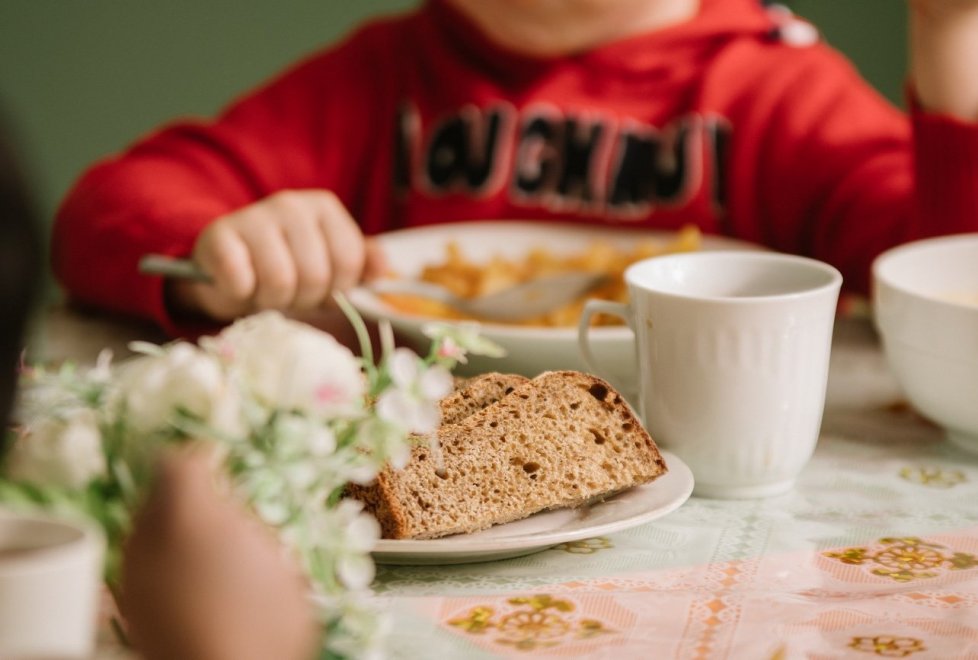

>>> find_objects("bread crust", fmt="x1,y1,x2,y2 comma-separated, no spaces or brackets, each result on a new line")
349,371,667,540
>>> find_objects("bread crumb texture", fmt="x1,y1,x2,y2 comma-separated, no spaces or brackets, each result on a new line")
347,371,667,539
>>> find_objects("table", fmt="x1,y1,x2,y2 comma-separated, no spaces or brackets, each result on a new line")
369,320,978,659
38,307,978,659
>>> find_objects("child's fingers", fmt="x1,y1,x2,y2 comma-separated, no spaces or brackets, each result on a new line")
276,202,332,310
189,189,367,319
194,222,256,304
235,216,298,310
312,191,366,294
363,238,388,281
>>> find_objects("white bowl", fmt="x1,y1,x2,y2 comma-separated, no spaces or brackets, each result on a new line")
349,221,759,398
872,234,978,454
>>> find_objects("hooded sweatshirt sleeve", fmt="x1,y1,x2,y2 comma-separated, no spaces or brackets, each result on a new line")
51,23,390,337
715,40,978,294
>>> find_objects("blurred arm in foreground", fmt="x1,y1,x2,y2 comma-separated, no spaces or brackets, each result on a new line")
121,446,319,660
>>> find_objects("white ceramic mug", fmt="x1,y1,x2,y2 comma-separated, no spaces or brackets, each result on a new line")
0,512,104,659
578,252,842,499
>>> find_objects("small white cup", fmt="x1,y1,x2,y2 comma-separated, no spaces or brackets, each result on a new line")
0,511,104,659
579,252,842,499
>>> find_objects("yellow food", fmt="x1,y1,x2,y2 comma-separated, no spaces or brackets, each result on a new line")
379,225,702,326
941,291,978,307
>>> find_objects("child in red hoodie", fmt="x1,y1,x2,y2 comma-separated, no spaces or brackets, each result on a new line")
52,0,978,335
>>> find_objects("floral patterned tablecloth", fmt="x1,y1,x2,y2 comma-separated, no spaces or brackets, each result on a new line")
67,312,976,659
369,318,978,659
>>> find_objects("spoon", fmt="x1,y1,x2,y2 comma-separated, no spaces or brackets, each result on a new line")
138,254,610,322
367,273,611,322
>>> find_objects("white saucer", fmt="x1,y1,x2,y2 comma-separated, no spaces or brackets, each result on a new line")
372,451,693,565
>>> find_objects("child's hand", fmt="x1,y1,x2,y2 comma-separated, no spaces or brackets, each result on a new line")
121,446,320,660
908,0,978,120
169,190,382,321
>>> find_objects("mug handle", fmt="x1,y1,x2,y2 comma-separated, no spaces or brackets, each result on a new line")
577,299,634,394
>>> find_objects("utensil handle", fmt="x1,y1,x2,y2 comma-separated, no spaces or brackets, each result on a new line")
577,299,634,394
138,255,212,283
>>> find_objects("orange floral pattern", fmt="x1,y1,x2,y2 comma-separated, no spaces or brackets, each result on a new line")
447,594,614,651
824,537,978,582
848,635,926,657
899,466,968,489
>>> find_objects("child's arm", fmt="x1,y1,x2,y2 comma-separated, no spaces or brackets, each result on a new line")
52,24,393,336
909,0,978,121
122,447,320,660
720,34,978,294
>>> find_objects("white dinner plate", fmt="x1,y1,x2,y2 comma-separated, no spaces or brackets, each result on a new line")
349,221,761,391
371,450,693,565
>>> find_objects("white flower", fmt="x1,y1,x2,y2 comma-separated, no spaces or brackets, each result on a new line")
336,521,380,589
7,408,106,489
352,418,412,472
307,499,380,590
313,592,388,660
435,336,467,363
205,312,365,418
115,342,242,437
422,322,506,361
89,349,114,383
14,380,79,425
274,414,336,458
254,498,291,526
5,303,501,660
376,348,452,435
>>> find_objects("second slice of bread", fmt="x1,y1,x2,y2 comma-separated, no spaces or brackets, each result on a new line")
352,370,667,539
439,373,530,425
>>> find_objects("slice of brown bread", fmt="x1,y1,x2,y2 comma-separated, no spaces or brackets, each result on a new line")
439,372,530,425
351,370,667,540
346,372,527,528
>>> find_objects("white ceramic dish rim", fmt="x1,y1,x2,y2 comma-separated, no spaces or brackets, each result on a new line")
0,512,101,575
872,233,978,312
351,220,761,337
371,450,693,556
624,251,842,304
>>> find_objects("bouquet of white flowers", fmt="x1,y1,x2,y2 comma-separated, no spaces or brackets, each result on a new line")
0,300,502,659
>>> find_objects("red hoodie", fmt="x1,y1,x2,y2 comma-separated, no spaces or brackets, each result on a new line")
53,0,978,335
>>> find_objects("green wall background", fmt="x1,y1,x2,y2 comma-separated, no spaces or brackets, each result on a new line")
1,0,907,226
